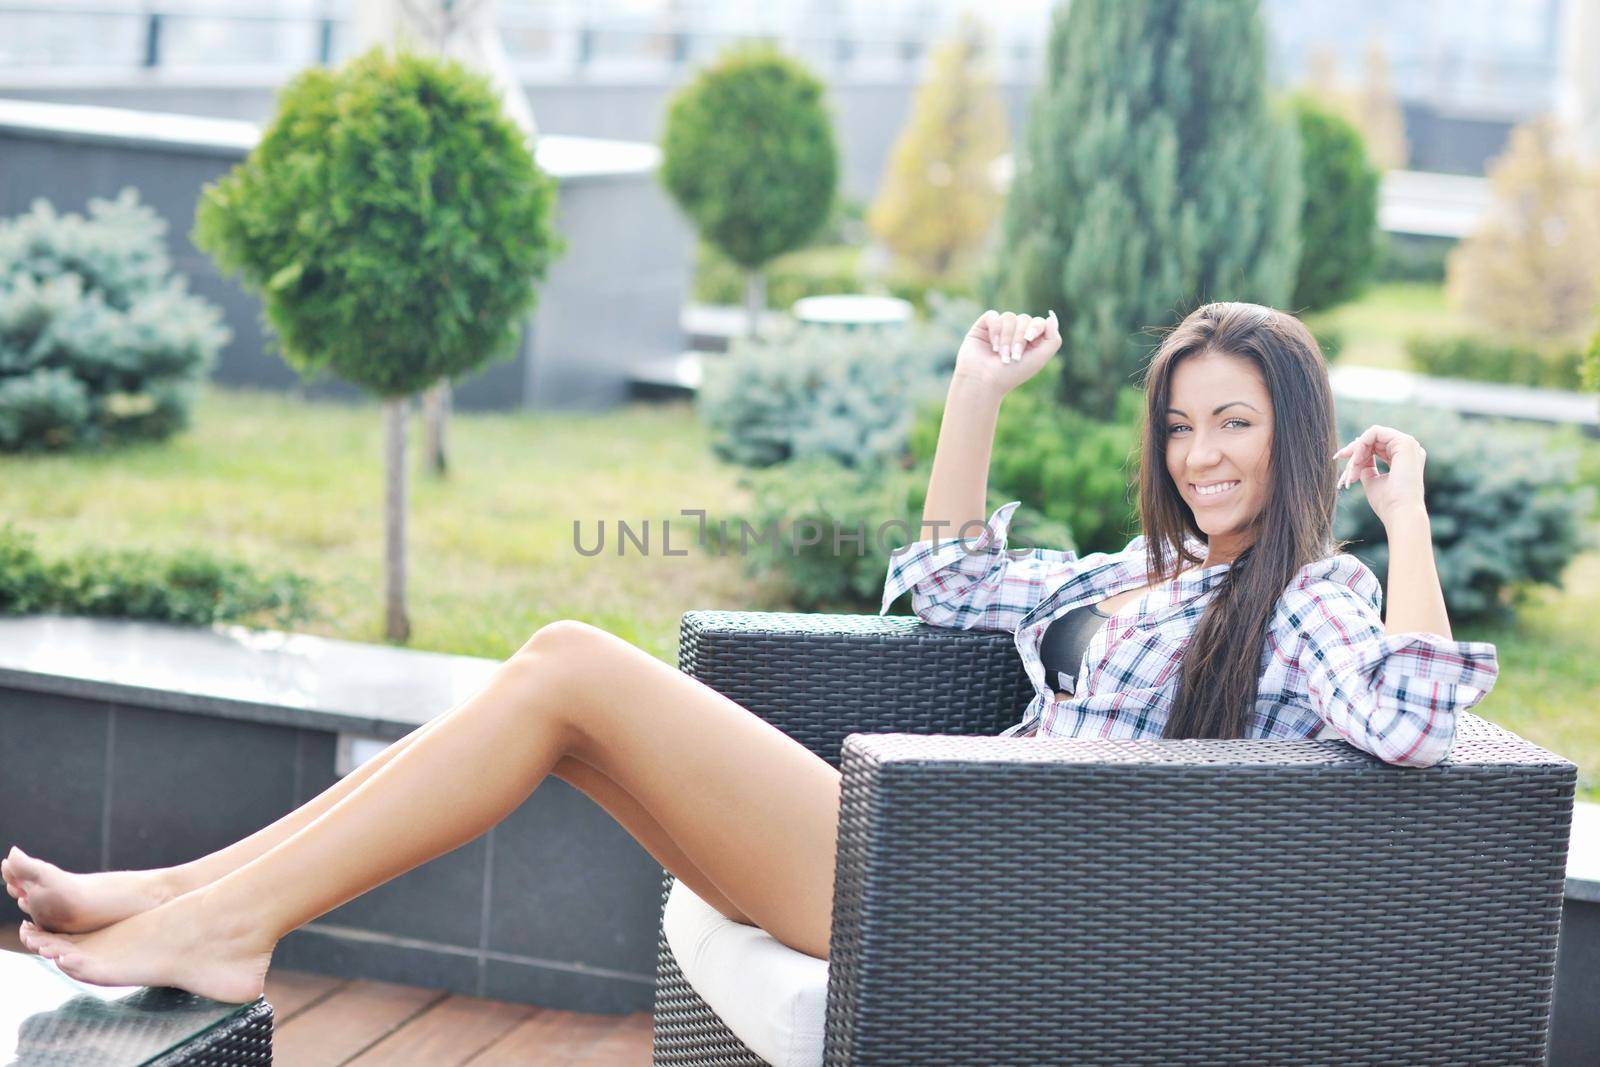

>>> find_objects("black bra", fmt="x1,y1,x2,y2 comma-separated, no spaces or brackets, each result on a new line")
1037,602,1111,694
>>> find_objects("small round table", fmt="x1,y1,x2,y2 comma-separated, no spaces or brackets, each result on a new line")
791,294,914,329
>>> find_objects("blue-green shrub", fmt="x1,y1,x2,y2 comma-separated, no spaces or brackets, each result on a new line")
1334,400,1596,622
0,190,228,451
699,295,974,469
714,457,1074,611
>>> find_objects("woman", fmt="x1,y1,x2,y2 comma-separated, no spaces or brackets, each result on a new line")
5,302,1496,1004
885,301,1496,760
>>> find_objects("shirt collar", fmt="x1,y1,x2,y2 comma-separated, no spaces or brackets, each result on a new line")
1019,533,1232,630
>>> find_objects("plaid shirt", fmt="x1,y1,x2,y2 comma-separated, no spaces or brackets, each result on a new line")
879,501,1500,768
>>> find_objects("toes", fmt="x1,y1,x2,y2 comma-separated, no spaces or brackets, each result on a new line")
28,928,77,959
56,953,98,983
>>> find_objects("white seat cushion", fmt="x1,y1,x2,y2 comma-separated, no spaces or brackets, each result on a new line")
661,877,830,1067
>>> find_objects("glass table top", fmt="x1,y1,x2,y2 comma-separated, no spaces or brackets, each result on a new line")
1,949,255,1066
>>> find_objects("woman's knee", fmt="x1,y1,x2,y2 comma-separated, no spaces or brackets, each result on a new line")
516,618,607,658
507,620,612,700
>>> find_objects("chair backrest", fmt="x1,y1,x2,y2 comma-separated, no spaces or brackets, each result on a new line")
676,610,1032,765
824,721,1576,1065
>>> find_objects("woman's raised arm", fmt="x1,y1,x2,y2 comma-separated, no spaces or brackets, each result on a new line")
919,309,1061,543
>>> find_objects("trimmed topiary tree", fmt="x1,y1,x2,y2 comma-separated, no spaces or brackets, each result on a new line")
1290,93,1380,312
0,189,228,452
194,46,561,641
660,45,839,336
988,0,1301,419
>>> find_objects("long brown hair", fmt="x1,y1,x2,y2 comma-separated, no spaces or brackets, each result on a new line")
1135,302,1341,740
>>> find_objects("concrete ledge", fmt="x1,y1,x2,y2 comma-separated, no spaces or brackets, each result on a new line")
0,614,499,740
1569,801,1600,903
0,614,662,1012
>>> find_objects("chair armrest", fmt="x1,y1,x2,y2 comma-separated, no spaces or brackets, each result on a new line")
822,720,1575,1065
678,610,1032,766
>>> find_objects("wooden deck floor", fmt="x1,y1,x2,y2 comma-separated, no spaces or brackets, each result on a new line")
1,926,653,1064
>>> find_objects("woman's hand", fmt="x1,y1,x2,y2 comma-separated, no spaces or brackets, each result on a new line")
1332,424,1428,527
953,309,1061,397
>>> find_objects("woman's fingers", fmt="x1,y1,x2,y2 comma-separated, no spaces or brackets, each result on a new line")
1335,428,1375,490
1334,425,1420,490
1009,315,1034,363
970,309,1058,367
996,311,1017,358
980,309,1001,351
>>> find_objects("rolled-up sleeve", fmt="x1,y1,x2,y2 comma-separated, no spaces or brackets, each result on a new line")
880,500,1091,632
1289,557,1499,768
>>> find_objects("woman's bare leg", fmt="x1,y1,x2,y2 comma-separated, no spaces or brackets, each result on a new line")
5,705,749,930
18,620,838,1001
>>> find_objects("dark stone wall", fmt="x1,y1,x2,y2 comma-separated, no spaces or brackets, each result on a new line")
1550,897,1599,1067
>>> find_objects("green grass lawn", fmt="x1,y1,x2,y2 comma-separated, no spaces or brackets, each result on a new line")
1463,542,1600,798
1305,281,1470,371
0,387,788,665
2,381,1596,798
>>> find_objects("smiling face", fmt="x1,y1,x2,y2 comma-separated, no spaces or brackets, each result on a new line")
1163,350,1275,568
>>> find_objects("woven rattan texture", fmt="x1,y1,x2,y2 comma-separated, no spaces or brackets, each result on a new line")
653,611,1576,1065
148,1000,273,1066
654,874,768,1066
825,731,1573,1065
674,611,1032,768
656,610,1023,1065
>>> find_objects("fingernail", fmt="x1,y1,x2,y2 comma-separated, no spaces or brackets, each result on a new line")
1012,342,1023,360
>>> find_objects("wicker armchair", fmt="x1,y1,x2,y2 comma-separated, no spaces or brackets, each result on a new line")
653,610,1575,1066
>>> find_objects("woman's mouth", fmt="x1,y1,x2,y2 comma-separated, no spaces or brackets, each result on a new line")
1191,480,1240,504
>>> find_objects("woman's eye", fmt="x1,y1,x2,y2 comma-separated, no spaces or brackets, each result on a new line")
1168,419,1249,434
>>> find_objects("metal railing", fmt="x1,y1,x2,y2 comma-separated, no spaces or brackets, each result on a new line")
0,1,1045,78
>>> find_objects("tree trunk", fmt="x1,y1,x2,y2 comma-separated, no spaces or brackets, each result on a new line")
384,396,411,642
743,268,766,340
424,378,451,476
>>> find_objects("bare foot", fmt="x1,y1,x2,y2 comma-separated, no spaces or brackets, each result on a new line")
18,886,274,1004
3,846,182,934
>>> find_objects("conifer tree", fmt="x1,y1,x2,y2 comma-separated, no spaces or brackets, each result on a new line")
1446,117,1600,345
868,16,1008,288
1290,94,1380,312
989,0,1301,418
